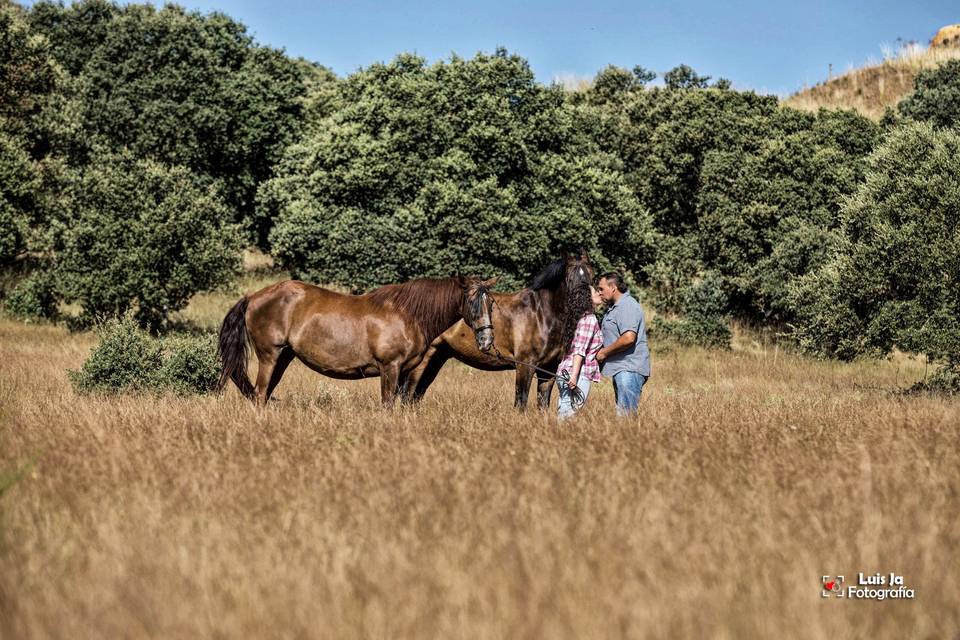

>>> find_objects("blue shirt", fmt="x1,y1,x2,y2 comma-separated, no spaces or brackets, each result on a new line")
600,291,651,378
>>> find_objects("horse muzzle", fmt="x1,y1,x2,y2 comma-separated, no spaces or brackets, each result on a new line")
473,326,494,353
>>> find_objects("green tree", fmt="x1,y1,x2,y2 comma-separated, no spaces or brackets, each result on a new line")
575,67,880,330
585,65,656,105
663,64,712,90
27,0,313,246
0,131,39,264
585,70,780,237
696,107,881,320
589,76,780,316
0,0,59,145
898,59,960,129
0,1,62,265
264,50,654,290
790,122,960,387
52,153,242,329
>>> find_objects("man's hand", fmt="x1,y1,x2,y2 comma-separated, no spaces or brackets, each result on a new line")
599,331,636,362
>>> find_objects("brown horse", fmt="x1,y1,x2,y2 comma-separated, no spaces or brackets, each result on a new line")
402,254,595,409
218,276,497,407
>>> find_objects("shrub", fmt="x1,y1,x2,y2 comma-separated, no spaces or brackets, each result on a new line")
3,272,58,321
53,154,242,330
153,333,220,394
654,271,732,349
909,362,960,396
69,313,220,395
69,314,164,393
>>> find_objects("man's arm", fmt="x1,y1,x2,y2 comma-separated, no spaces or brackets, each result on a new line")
596,331,636,363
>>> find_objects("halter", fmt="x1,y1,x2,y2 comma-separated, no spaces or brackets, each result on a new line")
467,287,495,342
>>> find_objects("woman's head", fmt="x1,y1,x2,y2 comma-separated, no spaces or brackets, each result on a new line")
590,285,602,309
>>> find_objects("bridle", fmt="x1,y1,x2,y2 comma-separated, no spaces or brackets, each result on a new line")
467,286,495,343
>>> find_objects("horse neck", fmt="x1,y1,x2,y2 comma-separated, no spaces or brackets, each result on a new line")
435,280,468,338
534,285,566,324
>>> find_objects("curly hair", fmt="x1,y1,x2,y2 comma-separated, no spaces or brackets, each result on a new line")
560,274,594,355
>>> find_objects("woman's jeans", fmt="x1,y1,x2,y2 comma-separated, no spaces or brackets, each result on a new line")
557,373,592,419
612,371,647,416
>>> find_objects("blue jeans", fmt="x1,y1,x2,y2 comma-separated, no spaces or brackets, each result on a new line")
612,371,647,415
557,373,592,419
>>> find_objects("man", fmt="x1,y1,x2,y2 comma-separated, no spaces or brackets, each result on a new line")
595,272,650,415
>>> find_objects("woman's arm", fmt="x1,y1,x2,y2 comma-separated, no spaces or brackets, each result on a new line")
568,354,584,388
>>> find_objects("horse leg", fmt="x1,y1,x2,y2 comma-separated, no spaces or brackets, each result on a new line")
266,347,295,402
404,344,452,404
535,364,556,410
379,361,402,408
400,346,433,404
514,364,535,410
254,345,292,407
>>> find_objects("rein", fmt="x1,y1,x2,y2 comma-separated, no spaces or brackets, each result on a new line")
490,344,586,410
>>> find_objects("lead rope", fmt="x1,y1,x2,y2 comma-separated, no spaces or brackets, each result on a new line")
489,345,585,409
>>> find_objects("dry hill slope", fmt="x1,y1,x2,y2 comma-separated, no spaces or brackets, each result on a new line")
785,25,960,119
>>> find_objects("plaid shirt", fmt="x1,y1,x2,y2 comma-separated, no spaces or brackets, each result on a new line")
559,312,603,382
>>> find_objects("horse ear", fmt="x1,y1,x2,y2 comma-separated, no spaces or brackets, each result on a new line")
579,247,590,263
455,274,467,287
482,276,498,289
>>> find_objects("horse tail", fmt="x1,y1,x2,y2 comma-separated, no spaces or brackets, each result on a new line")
218,297,255,399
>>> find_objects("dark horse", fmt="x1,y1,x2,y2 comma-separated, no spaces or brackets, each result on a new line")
218,276,497,407
402,253,595,409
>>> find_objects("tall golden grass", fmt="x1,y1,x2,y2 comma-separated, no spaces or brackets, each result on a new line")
785,43,960,119
0,286,957,638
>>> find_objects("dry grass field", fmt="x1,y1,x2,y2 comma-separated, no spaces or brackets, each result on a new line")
0,279,958,639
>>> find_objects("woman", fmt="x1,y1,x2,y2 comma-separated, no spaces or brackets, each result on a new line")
557,285,604,419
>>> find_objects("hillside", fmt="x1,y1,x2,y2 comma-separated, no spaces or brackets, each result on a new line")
785,31,960,119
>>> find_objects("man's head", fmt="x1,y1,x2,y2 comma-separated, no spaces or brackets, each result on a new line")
597,272,627,304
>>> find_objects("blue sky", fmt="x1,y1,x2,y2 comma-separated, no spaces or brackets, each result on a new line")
46,0,960,95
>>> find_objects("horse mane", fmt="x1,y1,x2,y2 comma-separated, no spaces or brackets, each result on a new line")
365,277,463,342
529,258,566,291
